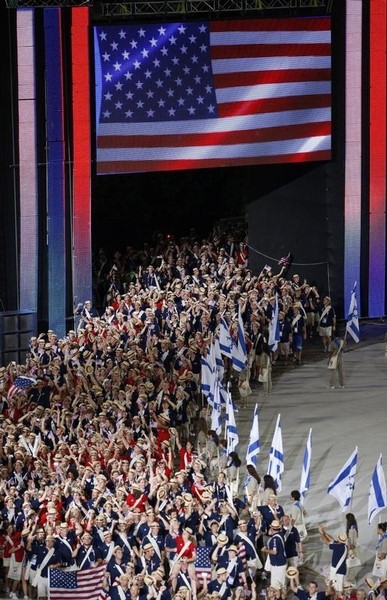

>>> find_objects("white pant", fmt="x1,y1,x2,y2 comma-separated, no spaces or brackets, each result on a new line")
270,564,286,588
36,575,48,599
330,568,344,592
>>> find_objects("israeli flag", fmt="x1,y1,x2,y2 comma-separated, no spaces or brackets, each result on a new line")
267,414,284,491
210,378,222,435
300,428,312,503
268,294,280,352
327,446,358,511
346,281,360,343
226,386,239,454
231,307,247,372
368,454,387,524
200,355,213,398
219,316,233,358
246,404,260,467
214,337,224,381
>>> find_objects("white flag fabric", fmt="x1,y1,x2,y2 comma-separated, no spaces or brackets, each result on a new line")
346,281,360,343
214,337,224,381
300,428,312,504
327,447,358,511
226,387,239,455
219,316,233,358
368,454,387,524
268,294,280,352
246,404,260,467
267,414,284,491
200,354,214,398
231,307,247,372
210,379,222,435
201,342,217,404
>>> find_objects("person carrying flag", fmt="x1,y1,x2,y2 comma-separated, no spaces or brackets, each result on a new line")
318,525,347,593
327,336,345,389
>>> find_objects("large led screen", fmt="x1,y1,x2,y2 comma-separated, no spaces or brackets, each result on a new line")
94,17,331,175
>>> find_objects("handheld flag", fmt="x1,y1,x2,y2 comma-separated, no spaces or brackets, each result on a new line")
267,414,284,491
368,454,387,524
300,428,312,503
7,376,36,400
219,316,233,359
201,341,217,403
214,337,225,381
210,379,222,435
226,386,239,454
327,446,358,511
268,294,280,352
346,281,360,343
231,307,247,372
200,355,213,398
48,564,106,600
246,404,260,467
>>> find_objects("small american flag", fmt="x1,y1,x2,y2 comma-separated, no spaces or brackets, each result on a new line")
237,543,247,569
7,376,36,400
195,546,212,587
48,565,106,600
94,17,331,175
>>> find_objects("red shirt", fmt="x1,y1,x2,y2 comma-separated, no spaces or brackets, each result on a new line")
179,448,194,471
8,531,25,563
125,493,147,512
175,536,195,559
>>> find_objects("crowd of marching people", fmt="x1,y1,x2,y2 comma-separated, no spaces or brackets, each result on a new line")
0,227,374,600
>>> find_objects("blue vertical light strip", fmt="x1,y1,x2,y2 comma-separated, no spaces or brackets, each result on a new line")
17,8,38,312
44,8,66,337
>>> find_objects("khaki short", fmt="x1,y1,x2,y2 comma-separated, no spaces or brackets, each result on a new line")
37,575,48,598
8,560,22,581
319,326,332,337
279,342,289,355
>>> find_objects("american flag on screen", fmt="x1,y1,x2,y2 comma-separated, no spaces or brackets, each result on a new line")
195,546,212,586
94,17,331,175
48,565,106,600
7,376,36,400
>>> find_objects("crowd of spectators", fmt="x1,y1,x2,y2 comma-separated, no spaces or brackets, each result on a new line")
0,228,352,600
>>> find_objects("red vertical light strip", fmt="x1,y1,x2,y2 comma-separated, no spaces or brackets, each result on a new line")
368,0,386,316
71,7,92,308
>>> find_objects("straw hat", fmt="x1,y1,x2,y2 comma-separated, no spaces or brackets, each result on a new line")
217,533,228,546
286,566,299,579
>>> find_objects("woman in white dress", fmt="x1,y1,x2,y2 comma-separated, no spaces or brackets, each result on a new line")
259,474,277,506
244,464,261,511
289,490,307,541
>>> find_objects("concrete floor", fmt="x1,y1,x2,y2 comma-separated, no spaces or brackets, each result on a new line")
235,320,387,584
